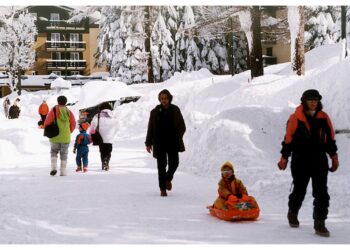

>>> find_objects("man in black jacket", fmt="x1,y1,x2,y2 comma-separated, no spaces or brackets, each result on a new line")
145,89,186,197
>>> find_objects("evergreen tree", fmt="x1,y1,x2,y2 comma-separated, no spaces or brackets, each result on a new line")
233,32,249,73
176,6,201,72
151,10,175,82
0,8,37,95
305,6,340,50
96,6,148,84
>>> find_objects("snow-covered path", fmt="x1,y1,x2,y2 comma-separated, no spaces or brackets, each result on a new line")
1,138,349,244
2,44,350,244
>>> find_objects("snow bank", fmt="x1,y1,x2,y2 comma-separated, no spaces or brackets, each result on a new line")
77,80,141,109
50,77,72,89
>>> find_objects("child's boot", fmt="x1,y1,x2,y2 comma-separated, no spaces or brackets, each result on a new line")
83,166,88,172
75,166,82,172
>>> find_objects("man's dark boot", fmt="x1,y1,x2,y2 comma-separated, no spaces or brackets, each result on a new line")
287,210,299,228
314,220,330,237
160,189,167,197
166,180,172,191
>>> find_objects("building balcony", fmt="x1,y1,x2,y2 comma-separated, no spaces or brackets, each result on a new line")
46,41,86,51
45,20,86,31
46,60,86,70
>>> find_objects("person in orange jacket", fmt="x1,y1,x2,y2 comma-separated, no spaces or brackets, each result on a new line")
38,100,49,128
278,89,339,237
213,162,249,210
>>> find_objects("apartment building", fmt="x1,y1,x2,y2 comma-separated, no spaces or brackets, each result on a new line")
26,5,106,77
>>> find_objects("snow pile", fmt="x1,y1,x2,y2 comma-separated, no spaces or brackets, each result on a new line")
77,80,141,109
50,77,72,89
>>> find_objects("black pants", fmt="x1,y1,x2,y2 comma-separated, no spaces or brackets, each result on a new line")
288,159,330,220
156,150,179,190
99,143,112,162
40,114,47,122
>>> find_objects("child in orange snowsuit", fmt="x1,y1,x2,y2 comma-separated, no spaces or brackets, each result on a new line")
213,162,249,210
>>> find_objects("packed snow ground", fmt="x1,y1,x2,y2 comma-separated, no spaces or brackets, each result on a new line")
1,44,350,244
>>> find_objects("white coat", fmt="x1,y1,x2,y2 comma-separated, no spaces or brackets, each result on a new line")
90,109,117,144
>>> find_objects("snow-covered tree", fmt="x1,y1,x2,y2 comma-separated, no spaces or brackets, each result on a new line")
151,10,175,82
195,6,229,75
305,6,340,50
95,6,148,84
288,6,305,76
232,32,249,74
0,8,37,95
176,6,201,72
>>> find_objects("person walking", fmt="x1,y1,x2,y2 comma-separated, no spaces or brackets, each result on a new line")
278,89,339,237
145,89,186,197
73,122,92,173
3,97,10,118
90,102,117,171
44,95,76,176
8,99,21,119
38,100,49,128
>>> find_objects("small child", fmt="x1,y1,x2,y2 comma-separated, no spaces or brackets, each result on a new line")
213,162,249,210
73,122,92,172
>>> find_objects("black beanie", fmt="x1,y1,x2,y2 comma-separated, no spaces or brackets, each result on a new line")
301,89,322,102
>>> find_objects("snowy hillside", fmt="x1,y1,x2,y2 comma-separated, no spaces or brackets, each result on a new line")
1,44,350,244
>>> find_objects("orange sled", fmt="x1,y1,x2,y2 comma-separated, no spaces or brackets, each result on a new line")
207,196,260,221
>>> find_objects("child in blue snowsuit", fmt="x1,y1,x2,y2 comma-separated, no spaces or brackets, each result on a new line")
73,122,92,172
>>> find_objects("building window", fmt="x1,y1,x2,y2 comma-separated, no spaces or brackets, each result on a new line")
52,52,61,60
51,33,60,41
69,33,79,44
51,33,60,47
52,71,61,76
71,71,80,75
31,71,37,75
50,13,60,21
70,52,79,61
266,47,273,57
50,13,60,27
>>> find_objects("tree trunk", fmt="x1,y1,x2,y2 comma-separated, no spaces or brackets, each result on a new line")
226,17,235,76
294,6,305,76
250,6,264,79
341,6,347,58
144,6,155,83
17,70,22,96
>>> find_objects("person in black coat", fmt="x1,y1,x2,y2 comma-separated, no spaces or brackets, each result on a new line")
278,89,339,237
145,89,186,197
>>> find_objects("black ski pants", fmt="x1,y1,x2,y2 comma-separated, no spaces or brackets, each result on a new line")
99,143,113,163
288,156,330,220
156,149,179,190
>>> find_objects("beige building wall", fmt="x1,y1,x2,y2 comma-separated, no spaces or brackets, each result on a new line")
274,43,290,64
30,34,51,75
86,27,108,75
275,8,291,63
